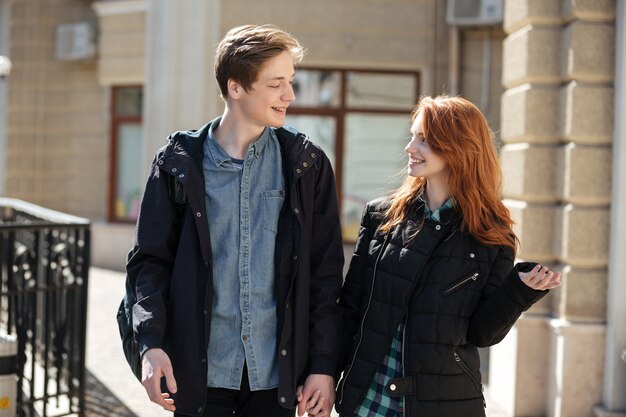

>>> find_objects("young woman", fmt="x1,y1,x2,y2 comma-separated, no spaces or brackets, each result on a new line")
335,96,561,417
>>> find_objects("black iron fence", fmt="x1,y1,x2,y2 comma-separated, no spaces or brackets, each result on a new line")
0,198,90,417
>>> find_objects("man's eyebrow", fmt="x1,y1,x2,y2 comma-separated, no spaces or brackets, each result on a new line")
266,73,296,81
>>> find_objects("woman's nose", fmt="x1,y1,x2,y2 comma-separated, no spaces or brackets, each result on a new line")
405,138,417,153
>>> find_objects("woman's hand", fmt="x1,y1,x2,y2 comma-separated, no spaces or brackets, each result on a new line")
519,264,562,291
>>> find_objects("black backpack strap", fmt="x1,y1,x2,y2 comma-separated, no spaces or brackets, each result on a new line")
166,173,187,218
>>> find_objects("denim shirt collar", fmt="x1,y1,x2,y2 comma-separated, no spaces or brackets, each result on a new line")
205,117,271,167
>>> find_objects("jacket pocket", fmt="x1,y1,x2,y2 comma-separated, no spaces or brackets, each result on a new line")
454,350,486,407
441,272,480,296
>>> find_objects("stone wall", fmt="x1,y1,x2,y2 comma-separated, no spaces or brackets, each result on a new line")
490,1,616,416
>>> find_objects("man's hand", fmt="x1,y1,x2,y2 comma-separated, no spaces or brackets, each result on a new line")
296,374,335,417
141,348,178,412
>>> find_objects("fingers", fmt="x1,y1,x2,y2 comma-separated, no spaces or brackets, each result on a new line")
306,395,326,416
163,361,178,394
143,375,176,411
299,374,335,417
296,385,308,416
298,387,322,416
161,392,174,404
545,271,562,290
141,349,177,412
519,264,562,291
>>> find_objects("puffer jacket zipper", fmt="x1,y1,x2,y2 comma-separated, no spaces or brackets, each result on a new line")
442,272,479,296
338,232,391,407
401,316,408,417
453,350,486,408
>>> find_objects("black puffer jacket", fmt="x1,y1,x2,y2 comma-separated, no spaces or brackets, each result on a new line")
336,198,546,417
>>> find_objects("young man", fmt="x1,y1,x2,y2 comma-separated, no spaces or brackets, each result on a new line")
126,25,344,417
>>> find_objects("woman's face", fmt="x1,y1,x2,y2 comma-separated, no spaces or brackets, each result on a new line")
405,112,448,181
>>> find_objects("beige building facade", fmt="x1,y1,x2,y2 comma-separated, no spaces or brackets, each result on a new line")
493,1,625,417
0,0,624,416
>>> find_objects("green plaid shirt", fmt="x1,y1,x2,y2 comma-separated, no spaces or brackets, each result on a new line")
343,198,453,417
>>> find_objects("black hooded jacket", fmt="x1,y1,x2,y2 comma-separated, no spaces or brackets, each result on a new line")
127,120,344,416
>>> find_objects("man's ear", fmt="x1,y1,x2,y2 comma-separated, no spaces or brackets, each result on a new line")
228,79,242,99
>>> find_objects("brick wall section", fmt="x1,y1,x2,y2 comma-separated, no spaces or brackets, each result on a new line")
5,0,107,219
97,11,145,85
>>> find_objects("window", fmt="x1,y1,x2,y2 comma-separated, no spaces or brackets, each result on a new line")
287,69,420,241
109,86,143,222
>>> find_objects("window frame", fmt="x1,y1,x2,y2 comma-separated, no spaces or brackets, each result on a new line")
108,85,143,223
289,67,421,242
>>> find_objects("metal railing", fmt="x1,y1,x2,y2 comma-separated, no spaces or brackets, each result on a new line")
0,198,90,417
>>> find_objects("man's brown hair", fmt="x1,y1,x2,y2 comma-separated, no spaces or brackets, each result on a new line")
214,24,304,99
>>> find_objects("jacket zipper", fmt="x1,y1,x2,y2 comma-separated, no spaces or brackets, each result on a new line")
338,232,390,407
400,315,408,417
453,350,486,408
442,272,479,296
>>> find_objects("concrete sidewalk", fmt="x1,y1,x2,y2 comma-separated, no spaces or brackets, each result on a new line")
86,267,169,417
84,267,508,417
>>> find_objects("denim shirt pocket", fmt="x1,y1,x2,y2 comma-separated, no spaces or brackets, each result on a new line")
261,189,286,234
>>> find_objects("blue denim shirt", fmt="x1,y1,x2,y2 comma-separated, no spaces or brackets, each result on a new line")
202,118,285,390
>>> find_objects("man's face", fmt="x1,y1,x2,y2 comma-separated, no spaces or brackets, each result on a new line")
233,50,296,129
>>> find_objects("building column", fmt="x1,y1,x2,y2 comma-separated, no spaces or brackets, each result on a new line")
0,0,12,195
491,1,616,416
490,2,563,415
595,1,626,416
142,0,222,172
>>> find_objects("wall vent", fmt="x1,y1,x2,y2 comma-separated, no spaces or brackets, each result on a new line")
447,0,503,26
55,22,96,61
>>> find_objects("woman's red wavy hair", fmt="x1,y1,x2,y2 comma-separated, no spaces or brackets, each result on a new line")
380,95,518,254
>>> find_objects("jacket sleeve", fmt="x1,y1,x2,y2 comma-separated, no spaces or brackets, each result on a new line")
467,248,548,347
126,154,181,356
336,203,373,373
306,152,345,377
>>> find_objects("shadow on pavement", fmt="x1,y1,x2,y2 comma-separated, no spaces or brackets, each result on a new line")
85,370,138,417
